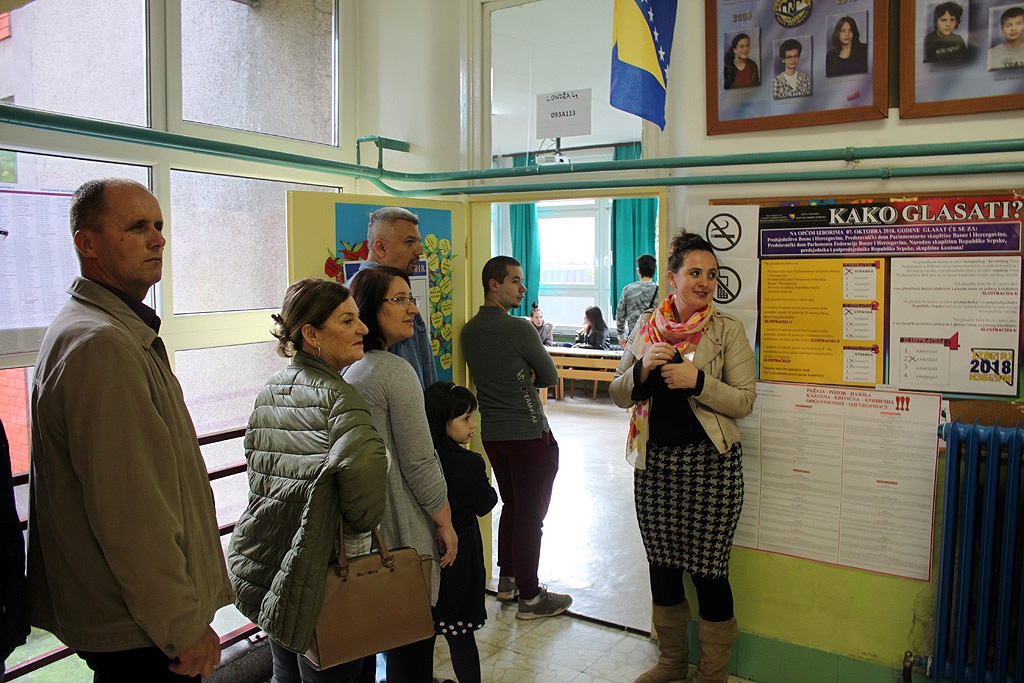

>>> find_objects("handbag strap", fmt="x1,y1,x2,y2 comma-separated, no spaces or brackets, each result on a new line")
646,284,659,310
335,525,394,578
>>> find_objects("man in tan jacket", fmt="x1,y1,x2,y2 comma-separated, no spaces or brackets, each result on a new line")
28,178,232,681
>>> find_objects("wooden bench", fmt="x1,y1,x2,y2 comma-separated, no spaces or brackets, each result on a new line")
547,347,623,400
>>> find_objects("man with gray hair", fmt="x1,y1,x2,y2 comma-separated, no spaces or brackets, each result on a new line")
358,206,437,388
28,178,232,681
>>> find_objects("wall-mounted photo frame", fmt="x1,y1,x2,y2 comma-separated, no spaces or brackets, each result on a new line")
705,0,889,135
900,0,1024,118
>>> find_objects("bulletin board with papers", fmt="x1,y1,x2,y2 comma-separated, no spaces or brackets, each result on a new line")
696,191,1023,579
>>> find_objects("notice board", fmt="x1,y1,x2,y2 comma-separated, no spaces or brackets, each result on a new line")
698,191,1023,578
287,192,465,381
706,193,1024,398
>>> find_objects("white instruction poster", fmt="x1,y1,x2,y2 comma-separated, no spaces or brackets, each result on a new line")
890,256,1021,396
736,381,941,580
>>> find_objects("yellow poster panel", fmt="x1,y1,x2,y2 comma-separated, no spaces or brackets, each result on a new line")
760,258,885,386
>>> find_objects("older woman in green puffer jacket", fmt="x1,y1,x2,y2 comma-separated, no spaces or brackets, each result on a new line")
228,278,389,683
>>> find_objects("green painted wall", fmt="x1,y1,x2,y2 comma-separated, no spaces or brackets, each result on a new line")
730,548,935,668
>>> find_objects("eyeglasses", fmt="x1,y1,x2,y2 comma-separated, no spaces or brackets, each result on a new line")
383,295,418,306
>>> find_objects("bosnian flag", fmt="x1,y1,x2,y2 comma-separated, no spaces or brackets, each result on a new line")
610,0,677,130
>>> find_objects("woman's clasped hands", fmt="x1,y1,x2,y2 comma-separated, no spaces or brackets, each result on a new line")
642,341,699,390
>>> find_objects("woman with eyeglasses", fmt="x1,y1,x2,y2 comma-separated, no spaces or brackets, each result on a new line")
344,266,457,683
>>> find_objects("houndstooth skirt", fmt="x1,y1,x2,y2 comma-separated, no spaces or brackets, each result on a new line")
634,439,744,578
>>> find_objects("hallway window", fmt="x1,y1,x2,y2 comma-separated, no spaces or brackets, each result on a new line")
169,170,336,314
0,0,147,125
174,341,284,437
536,198,612,326
180,0,337,145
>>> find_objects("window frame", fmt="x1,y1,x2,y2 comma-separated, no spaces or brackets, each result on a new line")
535,197,613,323
162,0,356,160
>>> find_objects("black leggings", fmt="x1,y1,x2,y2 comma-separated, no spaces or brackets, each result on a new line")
443,632,481,683
649,564,734,622
351,632,481,683
384,637,435,683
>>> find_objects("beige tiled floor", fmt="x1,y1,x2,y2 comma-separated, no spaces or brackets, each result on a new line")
489,391,650,631
432,595,753,682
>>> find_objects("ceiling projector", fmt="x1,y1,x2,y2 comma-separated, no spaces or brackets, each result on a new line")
536,152,570,165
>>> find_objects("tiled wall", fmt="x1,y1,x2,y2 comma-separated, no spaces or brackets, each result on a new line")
0,366,30,474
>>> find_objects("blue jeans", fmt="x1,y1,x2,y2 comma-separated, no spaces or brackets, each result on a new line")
270,640,363,683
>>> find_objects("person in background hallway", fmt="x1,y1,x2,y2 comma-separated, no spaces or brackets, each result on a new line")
616,254,659,349
924,2,968,62
610,231,756,683
528,302,555,346
1,418,29,683
722,33,760,89
27,178,233,681
345,266,457,683
423,381,498,683
573,306,612,350
461,256,572,620
825,16,868,76
227,278,389,683
359,207,437,389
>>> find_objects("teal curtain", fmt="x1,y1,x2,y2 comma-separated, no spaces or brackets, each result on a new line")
610,142,658,309
509,153,539,318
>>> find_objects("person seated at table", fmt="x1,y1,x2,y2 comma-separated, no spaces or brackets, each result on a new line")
527,302,555,346
573,306,612,350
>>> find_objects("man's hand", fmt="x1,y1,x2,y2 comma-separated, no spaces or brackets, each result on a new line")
169,626,221,678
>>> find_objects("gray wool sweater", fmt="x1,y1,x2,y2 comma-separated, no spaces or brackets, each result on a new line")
461,306,559,441
343,350,447,604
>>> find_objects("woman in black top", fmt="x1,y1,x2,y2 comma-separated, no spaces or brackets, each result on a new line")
573,306,612,349
826,16,869,76
723,33,760,89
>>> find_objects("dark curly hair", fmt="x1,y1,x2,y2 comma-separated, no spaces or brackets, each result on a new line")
666,231,718,274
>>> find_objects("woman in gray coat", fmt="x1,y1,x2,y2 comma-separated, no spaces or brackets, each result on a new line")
228,278,389,683
345,266,457,683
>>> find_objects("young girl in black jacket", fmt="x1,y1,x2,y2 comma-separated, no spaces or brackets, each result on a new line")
423,382,498,683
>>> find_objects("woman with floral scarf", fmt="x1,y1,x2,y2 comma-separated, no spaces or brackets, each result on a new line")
610,231,756,683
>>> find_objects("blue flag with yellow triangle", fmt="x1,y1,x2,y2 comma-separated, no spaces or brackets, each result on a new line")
610,0,677,130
